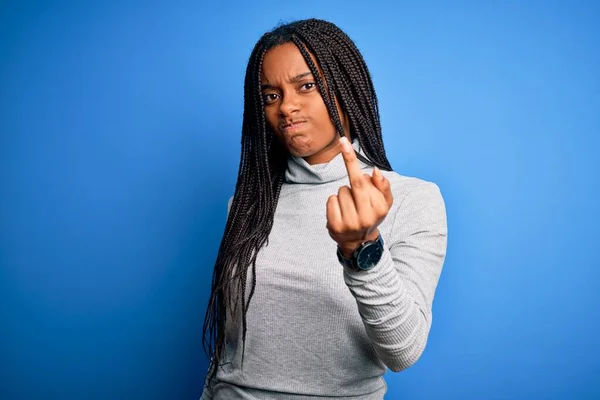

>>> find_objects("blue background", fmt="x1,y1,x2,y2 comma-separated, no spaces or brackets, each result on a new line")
1,1,599,399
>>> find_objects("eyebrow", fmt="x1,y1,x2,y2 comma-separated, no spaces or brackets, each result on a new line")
261,72,314,91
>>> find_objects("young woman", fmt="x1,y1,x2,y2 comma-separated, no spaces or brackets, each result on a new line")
201,18,447,399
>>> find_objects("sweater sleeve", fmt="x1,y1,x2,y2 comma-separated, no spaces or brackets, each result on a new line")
342,182,448,372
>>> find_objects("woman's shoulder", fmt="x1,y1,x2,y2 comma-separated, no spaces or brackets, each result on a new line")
379,169,442,199
375,169,446,222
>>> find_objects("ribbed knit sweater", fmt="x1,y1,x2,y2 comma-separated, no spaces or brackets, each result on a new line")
201,139,447,399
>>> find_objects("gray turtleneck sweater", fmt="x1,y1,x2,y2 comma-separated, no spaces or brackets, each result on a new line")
201,139,447,399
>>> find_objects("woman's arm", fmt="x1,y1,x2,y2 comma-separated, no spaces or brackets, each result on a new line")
342,182,448,372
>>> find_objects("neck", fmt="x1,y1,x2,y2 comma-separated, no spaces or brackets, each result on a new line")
284,138,370,184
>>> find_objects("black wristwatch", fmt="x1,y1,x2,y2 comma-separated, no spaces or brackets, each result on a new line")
336,234,385,272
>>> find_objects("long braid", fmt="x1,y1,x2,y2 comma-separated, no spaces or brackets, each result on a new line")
202,18,392,388
293,21,391,169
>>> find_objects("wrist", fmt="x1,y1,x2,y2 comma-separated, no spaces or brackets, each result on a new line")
336,231,385,272
338,229,380,259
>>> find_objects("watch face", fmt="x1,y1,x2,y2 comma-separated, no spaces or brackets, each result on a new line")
356,241,383,271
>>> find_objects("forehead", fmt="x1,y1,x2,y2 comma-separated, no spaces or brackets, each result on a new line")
261,42,319,82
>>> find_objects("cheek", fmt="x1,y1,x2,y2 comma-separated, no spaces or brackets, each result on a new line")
309,98,331,127
264,108,280,134
312,102,337,134
264,107,275,125
264,109,284,142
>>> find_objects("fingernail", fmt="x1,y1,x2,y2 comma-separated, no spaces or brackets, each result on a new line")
374,167,382,179
339,137,350,152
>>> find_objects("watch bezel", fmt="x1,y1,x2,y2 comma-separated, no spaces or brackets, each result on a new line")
337,234,384,271
354,238,384,271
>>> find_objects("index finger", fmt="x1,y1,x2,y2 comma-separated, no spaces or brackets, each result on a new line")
339,137,363,188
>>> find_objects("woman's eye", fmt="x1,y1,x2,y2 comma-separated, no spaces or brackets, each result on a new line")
263,93,279,103
301,82,316,91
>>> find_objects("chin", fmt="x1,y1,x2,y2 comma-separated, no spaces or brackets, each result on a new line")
284,136,316,157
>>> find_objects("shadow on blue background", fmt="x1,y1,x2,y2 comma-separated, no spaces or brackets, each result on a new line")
1,1,599,399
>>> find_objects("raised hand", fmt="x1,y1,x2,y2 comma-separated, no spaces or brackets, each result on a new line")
326,137,394,258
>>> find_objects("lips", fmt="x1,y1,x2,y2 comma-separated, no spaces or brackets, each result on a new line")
280,120,307,134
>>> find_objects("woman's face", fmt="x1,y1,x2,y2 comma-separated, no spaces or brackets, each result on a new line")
260,42,350,165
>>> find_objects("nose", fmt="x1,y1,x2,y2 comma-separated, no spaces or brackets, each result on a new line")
278,91,300,117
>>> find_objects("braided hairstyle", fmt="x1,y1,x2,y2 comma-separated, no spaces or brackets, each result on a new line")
202,18,393,386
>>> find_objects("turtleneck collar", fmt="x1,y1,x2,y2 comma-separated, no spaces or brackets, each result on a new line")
284,139,371,184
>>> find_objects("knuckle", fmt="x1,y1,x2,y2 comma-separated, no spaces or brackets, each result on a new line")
356,218,367,230
342,217,358,231
376,203,388,216
359,215,373,228
348,222,361,232
329,223,341,234
351,177,363,188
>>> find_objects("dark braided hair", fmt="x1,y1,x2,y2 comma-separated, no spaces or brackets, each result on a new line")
202,18,393,387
